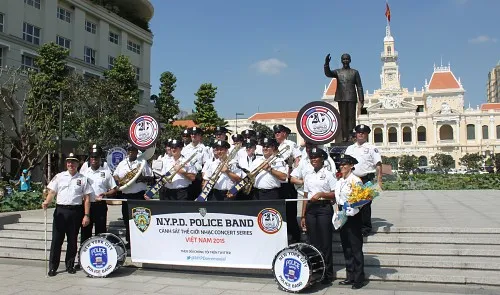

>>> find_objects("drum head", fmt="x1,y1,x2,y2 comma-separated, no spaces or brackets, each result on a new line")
272,245,312,292
79,235,121,278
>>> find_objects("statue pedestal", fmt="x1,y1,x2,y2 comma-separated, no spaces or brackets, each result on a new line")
328,142,351,169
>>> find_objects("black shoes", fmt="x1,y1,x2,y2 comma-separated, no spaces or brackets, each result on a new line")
320,278,332,285
66,267,76,274
74,263,81,270
352,282,364,289
47,269,56,277
338,279,353,285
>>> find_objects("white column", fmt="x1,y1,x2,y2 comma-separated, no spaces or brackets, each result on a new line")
489,116,495,140
434,122,438,144
383,123,387,146
397,123,402,145
412,120,417,145
476,118,482,143
456,120,460,143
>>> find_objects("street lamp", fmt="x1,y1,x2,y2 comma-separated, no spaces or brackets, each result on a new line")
235,112,244,134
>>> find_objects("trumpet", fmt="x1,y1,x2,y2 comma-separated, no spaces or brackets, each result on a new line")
227,145,290,198
144,152,198,199
196,145,241,201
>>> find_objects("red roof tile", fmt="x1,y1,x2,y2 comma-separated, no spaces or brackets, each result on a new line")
248,112,298,121
325,79,337,96
480,103,500,111
172,120,196,128
428,72,460,90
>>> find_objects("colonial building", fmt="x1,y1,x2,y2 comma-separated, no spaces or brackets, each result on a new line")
227,23,500,168
487,63,500,103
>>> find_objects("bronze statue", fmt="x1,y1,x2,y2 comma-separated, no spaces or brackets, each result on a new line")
324,53,364,142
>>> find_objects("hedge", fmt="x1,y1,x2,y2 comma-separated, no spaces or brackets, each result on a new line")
382,174,500,190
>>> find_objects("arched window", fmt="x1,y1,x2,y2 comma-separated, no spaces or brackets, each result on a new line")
417,126,426,142
418,156,428,167
373,128,383,143
402,126,412,142
388,127,397,143
387,46,392,55
482,125,489,139
439,124,454,140
497,125,500,139
467,124,475,140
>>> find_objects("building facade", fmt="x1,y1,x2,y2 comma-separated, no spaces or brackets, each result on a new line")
487,63,500,103
0,0,154,113
226,23,500,168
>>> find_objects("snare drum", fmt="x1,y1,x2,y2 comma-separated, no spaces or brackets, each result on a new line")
272,243,325,293
79,233,127,278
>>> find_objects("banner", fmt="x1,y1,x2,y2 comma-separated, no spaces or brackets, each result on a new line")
128,200,288,269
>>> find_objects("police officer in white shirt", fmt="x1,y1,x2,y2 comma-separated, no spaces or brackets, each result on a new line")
345,124,382,236
207,126,229,161
230,133,244,152
300,148,337,285
182,127,209,200
79,144,110,174
251,138,287,200
203,140,244,201
235,138,261,200
42,153,93,277
181,128,192,147
161,139,196,200
113,144,153,246
80,146,118,246
274,124,302,243
334,154,365,289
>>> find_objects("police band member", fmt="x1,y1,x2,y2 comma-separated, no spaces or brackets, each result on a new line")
335,154,365,289
300,148,336,285
182,127,209,200
255,131,265,154
181,128,192,147
345,124,382,236
207,126,229,161
80,146,118,245
42,153,93,276
113,144,153,246
203,140,244,201
230,133,244,152
251,138,287,200
274,124,302,243
160,139,196,200
79,144,110,174
235,138,261,200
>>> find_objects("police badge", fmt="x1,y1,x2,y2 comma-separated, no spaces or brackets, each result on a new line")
132,207,151,233
199,208,207,217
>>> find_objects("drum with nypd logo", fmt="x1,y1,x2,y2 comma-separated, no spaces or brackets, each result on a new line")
272,243,325,292
79,233,127,278
296,101,341,145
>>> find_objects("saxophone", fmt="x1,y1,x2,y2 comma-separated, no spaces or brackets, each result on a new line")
227,145,290,198
195,145,241,202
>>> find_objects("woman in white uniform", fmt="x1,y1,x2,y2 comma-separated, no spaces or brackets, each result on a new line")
300,147,336,285
335,154,365,289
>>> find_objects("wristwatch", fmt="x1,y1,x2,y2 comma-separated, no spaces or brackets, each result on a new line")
84,214,90,217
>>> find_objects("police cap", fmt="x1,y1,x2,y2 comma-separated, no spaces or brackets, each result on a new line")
339,154,359,165
354,124,371,134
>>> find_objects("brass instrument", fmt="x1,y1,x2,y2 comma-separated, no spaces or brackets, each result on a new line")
196,145,241,201
117,167,140,187
227,145,290,198
118,146,156,192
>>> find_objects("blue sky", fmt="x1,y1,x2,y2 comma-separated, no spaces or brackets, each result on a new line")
148,0,498,119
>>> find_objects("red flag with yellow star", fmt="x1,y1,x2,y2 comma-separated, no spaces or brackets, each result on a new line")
385,2,391,22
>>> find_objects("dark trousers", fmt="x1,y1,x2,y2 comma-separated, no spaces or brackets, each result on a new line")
253,188,280,200
160,187,189,201
281,182,301,243
122,191,145,243
80,201,108,244
305,202,334,280
49,205,83,271
360,174,375,235
188,172,202,200
209,189,228,201
340,211,365,283
338,101,357,141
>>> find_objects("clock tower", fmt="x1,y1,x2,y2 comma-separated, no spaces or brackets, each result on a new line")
380,24,401,90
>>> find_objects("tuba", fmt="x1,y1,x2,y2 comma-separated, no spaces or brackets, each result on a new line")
118,146,156,191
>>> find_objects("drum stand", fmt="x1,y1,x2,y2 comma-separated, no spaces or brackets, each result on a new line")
44,208,48,278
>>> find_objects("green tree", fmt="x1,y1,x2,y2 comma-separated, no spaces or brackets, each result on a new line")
494,153,500,173
193,83,226,135
430,153,455,172
382,156,399,170
251,121,273,138
154,71,182,144
399,155,418,174
459,153,484,171
64,55,139,149
0,43,69,176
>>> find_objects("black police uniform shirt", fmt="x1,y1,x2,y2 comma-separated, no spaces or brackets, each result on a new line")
47,171,94,205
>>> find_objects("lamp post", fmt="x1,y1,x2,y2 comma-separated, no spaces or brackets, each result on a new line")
58,92,63,172
235,112,244,134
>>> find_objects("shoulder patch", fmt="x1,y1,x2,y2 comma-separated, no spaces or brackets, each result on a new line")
374,148,379,153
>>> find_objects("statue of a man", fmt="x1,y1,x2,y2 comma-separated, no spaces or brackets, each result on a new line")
324,53,364,142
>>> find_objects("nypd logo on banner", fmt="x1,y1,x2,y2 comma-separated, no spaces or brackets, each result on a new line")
128,200,288,269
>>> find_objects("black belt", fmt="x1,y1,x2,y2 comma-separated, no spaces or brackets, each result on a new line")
255,187,279,192
309,200,332,206
214,189,228,193
56,204,82,209
167,187,189,191
92,200,107,205
361,173,375,182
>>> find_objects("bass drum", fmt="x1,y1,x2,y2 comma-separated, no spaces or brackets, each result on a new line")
272,243,325,293
79,233,127,278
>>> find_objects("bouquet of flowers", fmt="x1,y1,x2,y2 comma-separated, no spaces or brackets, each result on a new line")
346,181,380,208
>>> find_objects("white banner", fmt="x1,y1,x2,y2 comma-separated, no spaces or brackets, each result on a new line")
128,200,288,269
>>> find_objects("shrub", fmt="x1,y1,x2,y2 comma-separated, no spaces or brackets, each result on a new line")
382,174,500,190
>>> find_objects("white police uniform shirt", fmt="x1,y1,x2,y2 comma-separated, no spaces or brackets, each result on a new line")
237,152,259,172
203,158,244,191
80,161,110,174
47,171,94,205
345,142,382,177
279,139,302,161
291,154,335,198
303,167,337,200
113,158,153,194
181,142,209,173
161,155,196,189
334,173,362,205
83,166,117,202
251,156,287,189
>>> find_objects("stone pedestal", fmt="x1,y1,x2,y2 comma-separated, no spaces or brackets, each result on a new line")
328,142,351,169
